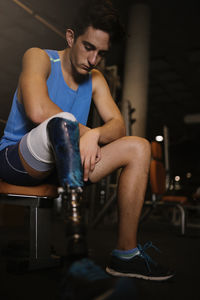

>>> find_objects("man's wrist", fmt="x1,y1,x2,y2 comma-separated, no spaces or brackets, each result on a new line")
91,128,101,142
79,123,91,136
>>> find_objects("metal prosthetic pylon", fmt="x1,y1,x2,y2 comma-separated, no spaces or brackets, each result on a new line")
58,185,88,261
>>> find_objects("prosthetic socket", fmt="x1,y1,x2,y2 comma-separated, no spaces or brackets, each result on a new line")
47,117,83,189
47,117,87,258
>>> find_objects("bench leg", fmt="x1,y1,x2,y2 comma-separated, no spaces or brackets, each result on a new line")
29,204,60,270
176,204,186,235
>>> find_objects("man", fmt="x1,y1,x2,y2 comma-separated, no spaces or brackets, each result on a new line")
0,0,173,281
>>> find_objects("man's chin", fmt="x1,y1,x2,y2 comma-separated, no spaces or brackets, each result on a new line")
73,68,90,83
79,67,91,74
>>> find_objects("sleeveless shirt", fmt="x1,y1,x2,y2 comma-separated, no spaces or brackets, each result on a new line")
0,49,92,151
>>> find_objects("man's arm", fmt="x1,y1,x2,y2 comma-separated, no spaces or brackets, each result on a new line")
18,47,62,123
80,68,126,150
18,47,90,136
79,69,126,181
91,69,126,144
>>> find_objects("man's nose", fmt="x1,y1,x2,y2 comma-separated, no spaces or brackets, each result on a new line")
88,51,98,67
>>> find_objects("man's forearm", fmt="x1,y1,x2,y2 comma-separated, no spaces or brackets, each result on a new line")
79,117,126,145
94,118,126,145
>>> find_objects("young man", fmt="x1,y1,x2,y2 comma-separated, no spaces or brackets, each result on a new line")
0,0,173,281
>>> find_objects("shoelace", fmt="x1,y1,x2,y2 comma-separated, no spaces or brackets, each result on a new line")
68,258,109,281
137,241,161,272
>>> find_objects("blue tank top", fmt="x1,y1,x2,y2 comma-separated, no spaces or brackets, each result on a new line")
0,49,92,151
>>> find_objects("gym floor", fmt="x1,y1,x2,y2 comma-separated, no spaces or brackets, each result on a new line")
0,209,199,300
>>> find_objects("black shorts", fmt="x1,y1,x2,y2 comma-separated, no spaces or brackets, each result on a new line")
0,143,57,186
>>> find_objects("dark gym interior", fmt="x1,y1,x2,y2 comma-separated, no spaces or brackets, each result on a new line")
0,0,200,299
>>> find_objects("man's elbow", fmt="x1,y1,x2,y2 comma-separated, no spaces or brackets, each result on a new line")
121,127,126,137
119,120,126,137
120,127,126,138
26,107,46,125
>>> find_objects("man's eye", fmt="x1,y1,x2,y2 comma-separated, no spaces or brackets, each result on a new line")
84,45,92,51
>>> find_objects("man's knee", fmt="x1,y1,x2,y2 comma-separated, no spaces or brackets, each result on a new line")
122,136,151,160
133,137,151,157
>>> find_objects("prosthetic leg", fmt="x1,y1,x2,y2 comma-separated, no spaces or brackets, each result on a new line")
47,117,87,260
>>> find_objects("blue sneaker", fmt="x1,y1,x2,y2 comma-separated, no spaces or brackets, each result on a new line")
67,258,109,281
61,258,138,300
106,242,175,281
61,258,114,300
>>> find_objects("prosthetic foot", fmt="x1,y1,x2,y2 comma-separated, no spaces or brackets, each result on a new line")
47,117,87,259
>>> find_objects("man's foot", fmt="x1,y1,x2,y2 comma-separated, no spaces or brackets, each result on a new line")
67,258,110,281
106,242,175,281
61,258,114,300
61,258,138,300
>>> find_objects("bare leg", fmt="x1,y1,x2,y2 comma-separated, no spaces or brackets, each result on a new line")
88,136,151,250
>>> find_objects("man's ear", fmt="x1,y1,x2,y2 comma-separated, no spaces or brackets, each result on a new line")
66,29,75,47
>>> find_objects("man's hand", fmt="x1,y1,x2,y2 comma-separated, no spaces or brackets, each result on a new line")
79,129,101,182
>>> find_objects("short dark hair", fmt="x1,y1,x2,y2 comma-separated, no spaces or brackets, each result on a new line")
70,0,124,44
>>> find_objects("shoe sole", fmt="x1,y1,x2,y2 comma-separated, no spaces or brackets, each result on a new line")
106,267,174,281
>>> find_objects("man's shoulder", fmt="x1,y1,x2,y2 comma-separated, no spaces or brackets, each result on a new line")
91,69,105,85
91,68,107,92
23,47,50,62
91,68,103,78
21,47,52,76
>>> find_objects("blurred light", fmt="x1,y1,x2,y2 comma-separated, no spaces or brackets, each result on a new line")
175,176,180,182
184,114,200,124
155,135,163,142
186,172,192,178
